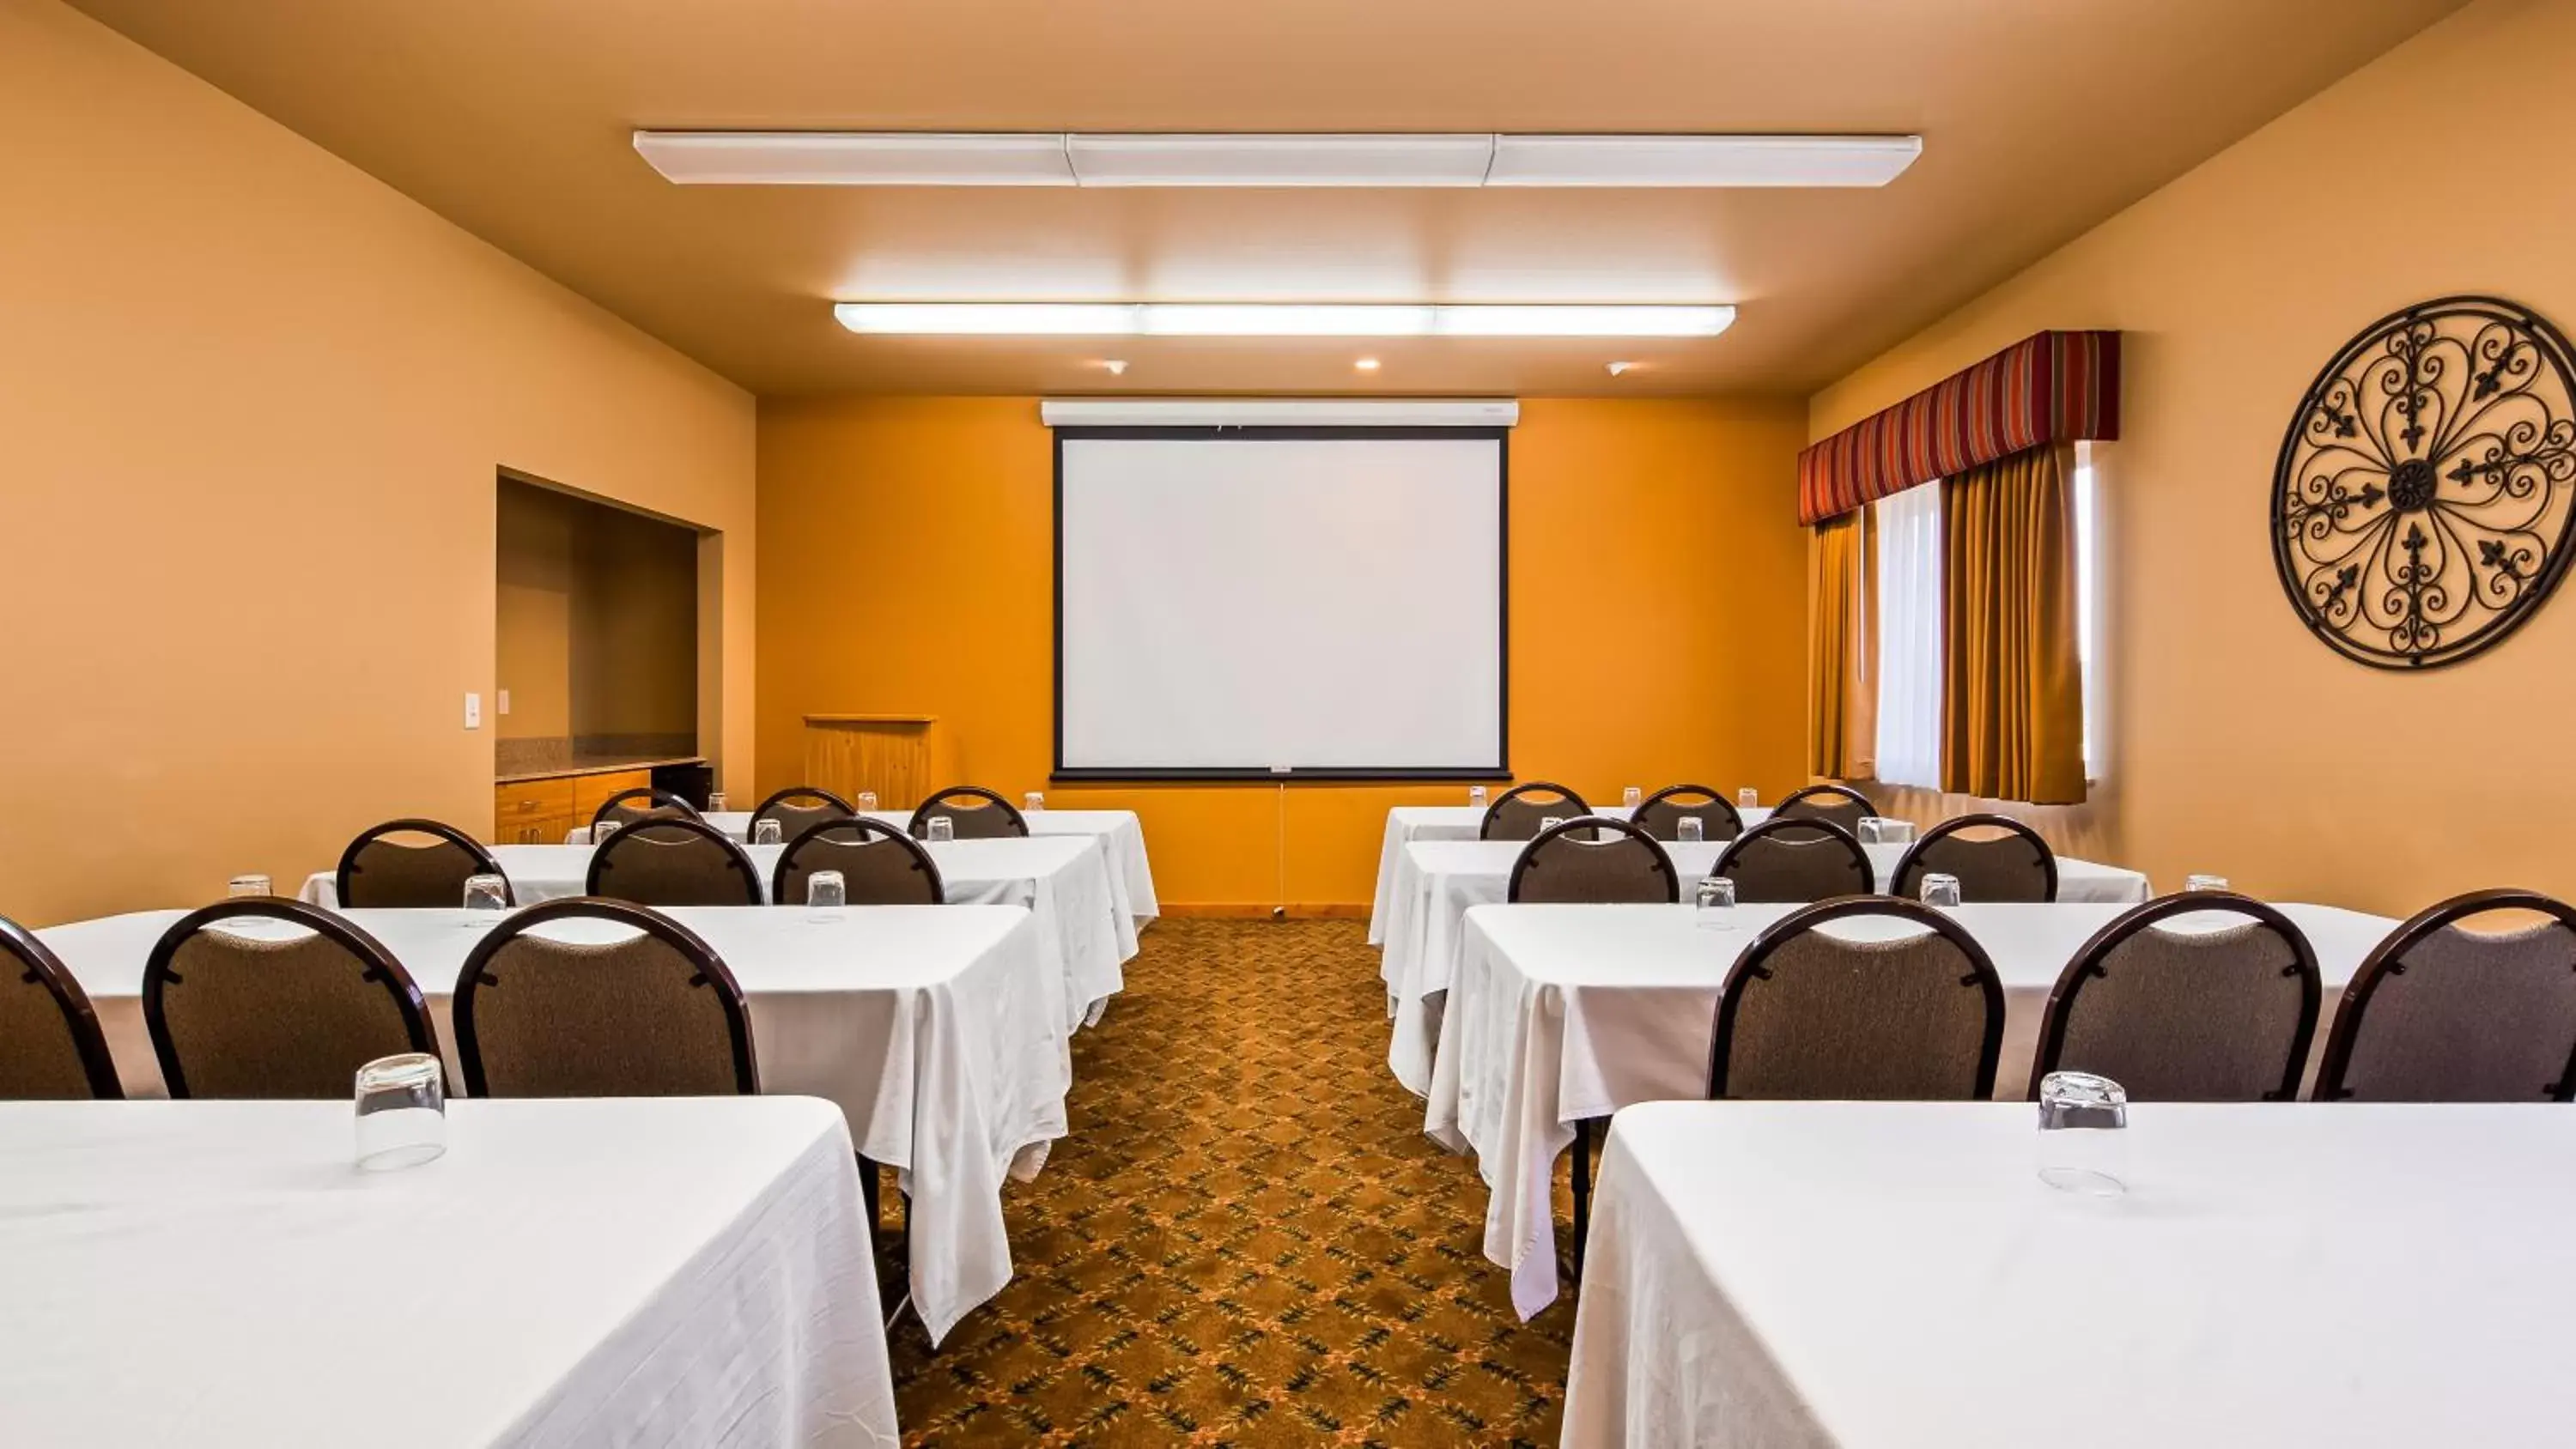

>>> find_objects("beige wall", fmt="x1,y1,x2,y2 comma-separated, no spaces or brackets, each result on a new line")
496,480,703,746
756,395,1812,910
1810,0,2576,918
495,483,577,742
0,0,756,925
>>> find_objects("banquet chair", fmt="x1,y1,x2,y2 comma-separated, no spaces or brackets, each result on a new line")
1710,818,1874,902
591,785,702,834
1630,784,1743,843
0,916,125,1100
1479,781,1590,842
143,900,437,1099
1773,782,1874,836
334,817,510,909
586,816,764,906
748,785,856,846
1889,814,2058,903
1709,897,2005,1100
2033,893,2320,1101
1507,817,1680,905
452,898,756,1097
909,785,1029,840
2313,889,2576,1102
775,818,946,906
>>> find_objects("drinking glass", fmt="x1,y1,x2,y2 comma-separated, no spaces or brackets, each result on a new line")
1695,875,1738,929
2186,874,2229,892
1467,785,1489,808
927,816,955,843
2036,1070,2129,1196
1539,815,1566,834
707,791,728,813
1858,816,1886,846
1921,872,1963,908
1024,791,1045,812
1622,786,1643,809
1878,818,1917,846
752,817,783,846
805,869,847,922
1737,787,1759,809
1676,815,1704,844
354,1052,447,1172
460,873,509,924
856,791,879,813
593,820,620,846
228,874,271,899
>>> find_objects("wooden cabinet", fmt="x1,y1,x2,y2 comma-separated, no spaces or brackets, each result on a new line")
493,777,576,846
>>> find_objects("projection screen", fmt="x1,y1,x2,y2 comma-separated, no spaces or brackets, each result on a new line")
1054,427,1507,779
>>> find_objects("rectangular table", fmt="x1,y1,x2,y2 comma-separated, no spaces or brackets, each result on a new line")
0,1096,896,1446
1370,803,1675,942
689,808,1161,931
303,832,1131,1031
1380,839,2154,1094
1432,900,2400,1319
1564,1100,2576,1448
41,904,1068,1346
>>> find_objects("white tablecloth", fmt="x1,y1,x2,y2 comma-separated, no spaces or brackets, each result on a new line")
1430,900,2399,1319
683,809,1162,931
1366,803,1765,943
1565,1100,2576,1448
40,905,1069,1346
302,833,1132,1032
0,1096,896,1446
1380,838,2154,1094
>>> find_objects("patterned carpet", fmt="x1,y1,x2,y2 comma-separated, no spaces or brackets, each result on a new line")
888,918,1576,1446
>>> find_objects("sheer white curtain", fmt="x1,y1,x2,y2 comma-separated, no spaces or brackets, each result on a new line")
1874,483,1943,789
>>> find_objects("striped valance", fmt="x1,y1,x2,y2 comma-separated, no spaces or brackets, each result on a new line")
1797,330,2121,525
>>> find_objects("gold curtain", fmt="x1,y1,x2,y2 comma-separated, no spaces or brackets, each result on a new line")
1941,444,2084,803
1807,506,1877,781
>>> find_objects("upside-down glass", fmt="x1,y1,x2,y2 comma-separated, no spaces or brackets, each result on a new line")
2036,1070,2129,1196
2186,874,2229,892
1858,816,1886,846
707,791,728,813
1024,791,1045,811
1695,875,1738,929
1467,785,1488,808
1622,786,1643,809
1676,815,1704,844
1737,787,1759,809
228,874,271,899
805,868,847,921
460,873,509,923
751,817,783,846
1921,872,1963,908
927,816,955,843
354,1052,447,1172
593,820,620,847
1539,816,1565,834
1878,818,1917,846
856,791,879,813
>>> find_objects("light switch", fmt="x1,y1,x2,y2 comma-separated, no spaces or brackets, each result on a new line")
464,692,483,730
496,688,512,716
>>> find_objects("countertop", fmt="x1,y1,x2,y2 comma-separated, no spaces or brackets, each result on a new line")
495,755,705,785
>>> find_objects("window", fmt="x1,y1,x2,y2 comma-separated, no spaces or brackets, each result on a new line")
1874,483,1943,789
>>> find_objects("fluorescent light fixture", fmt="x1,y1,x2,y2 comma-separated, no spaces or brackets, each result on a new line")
638,131,1920,188
633,130,1073,185
1354,357,1382,372
834,303,1736,338
1066,133,1494,187
1487,134,1922,188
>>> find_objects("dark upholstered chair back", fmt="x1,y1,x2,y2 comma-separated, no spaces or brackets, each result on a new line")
592,786,702,834
335,818,508,910
775,818,946,906
1890,814,2058,903
0,917,124,1100
1710,818,1874,903
909,785,1029,840
2037,893,2320,1101
453,898,756,1098
1479,781,1590,842
1507,818,1680,905
143,900,435,1099
586,817,764,906
1774,783,1874,836
748,786,855,846
1631,785,1743,843
1710,898,2003,1100
2316,889,2576,1102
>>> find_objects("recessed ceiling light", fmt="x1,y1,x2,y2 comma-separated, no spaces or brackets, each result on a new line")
1606,361,1639,377
833,303,1736,338
1354,357,1382,372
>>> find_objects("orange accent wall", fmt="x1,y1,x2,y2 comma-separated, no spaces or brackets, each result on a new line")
0,0,756,927
756,396,1811,908
1808,0,2576,918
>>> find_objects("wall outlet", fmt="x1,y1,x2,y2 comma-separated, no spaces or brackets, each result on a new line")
464,691,482,730
496,688,511,716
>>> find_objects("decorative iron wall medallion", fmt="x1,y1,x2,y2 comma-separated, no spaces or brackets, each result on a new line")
2273,294,2576,669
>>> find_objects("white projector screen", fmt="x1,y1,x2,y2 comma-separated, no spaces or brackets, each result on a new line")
1055,428,1506,779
